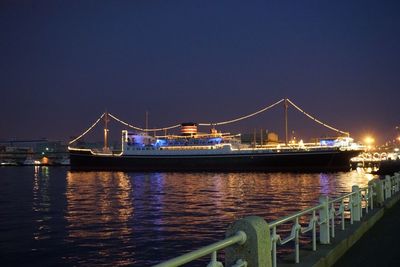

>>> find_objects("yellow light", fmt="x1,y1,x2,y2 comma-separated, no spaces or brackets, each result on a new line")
364,136,375,145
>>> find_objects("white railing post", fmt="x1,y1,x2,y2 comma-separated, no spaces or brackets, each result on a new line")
368,184,375,210
390,176,396,195
375,179,384,206
364,189,369,214
367,181,374,210
225,216,271,267
330,203,335,238
360,189,364,218
351,185,361,221
271,227,277,267
312,210,317,251
394,173,400,192
319,195,330,244
207,251,223,267
295,217,300,263
385,175,392,199
341,199,345,230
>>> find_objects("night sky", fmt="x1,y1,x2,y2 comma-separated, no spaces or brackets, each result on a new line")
1,0,399,144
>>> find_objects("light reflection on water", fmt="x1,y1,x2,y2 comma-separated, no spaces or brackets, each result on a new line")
65,171,135,265
0,167,377,266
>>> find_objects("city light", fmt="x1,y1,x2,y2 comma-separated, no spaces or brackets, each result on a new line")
364,136,375,150
364,136,375,145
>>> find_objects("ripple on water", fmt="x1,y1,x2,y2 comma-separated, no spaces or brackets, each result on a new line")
0,167,377,266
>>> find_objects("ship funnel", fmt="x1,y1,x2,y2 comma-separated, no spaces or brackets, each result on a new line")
180,123,198,136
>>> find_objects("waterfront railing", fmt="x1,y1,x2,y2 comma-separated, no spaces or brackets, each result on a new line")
154,172,400,267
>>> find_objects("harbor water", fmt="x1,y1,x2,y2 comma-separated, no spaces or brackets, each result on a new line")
0,167,376,266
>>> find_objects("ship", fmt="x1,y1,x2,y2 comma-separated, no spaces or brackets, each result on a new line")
69,99,365,172
69,122,363,172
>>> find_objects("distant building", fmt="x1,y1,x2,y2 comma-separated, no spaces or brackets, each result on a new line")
0,139,67,153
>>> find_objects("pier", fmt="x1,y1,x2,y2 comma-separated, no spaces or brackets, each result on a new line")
154,173,400,266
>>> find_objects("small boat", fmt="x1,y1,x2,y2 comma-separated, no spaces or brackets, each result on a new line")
23,158,41,166
0,160,18,166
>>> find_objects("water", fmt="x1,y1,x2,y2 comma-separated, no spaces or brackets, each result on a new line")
0,167,376,266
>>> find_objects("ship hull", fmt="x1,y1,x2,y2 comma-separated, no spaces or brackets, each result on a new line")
69,149,361,172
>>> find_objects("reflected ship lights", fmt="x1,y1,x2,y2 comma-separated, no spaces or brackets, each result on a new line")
65,171,134,265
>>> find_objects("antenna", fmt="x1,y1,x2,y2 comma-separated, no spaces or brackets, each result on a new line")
253,128,256,148
145,110,149,131
284,98,288,145
103,110,109,151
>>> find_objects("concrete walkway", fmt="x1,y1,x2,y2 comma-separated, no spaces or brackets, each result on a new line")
333,199,400,267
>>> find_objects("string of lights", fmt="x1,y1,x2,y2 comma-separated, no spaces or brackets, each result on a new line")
70,98,349,143
108,113,181,132
198,98,285,126
69,113,105,144
286,98,349,136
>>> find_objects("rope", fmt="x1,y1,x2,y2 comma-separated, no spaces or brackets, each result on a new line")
198,98,285,126
286,99,349,136
70,98,349,142
69,113,105,144
108,113,181,132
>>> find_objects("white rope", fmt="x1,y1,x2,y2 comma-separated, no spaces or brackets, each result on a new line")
69,113,105,144
286,99,349,136
69,98,349,142
108,113,181,132
198,98,285,126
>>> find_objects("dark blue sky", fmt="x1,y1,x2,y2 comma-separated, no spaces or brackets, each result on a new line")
1,0,399,144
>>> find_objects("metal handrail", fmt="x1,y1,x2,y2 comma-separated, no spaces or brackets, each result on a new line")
329,191,354,204
154,173,400,267
268,183,377,267
269,204,323,228
153,231,246,267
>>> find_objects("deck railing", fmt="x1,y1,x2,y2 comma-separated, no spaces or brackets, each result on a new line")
153,172,400,267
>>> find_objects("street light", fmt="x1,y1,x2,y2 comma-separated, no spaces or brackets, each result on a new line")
364,136,375,150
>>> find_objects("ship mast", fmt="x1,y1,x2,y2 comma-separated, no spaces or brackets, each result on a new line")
145,110,148,132
103,111,109,151
284,98,288,145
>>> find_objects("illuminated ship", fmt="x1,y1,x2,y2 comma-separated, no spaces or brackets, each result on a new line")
69,99,364,172
69,121,362,172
